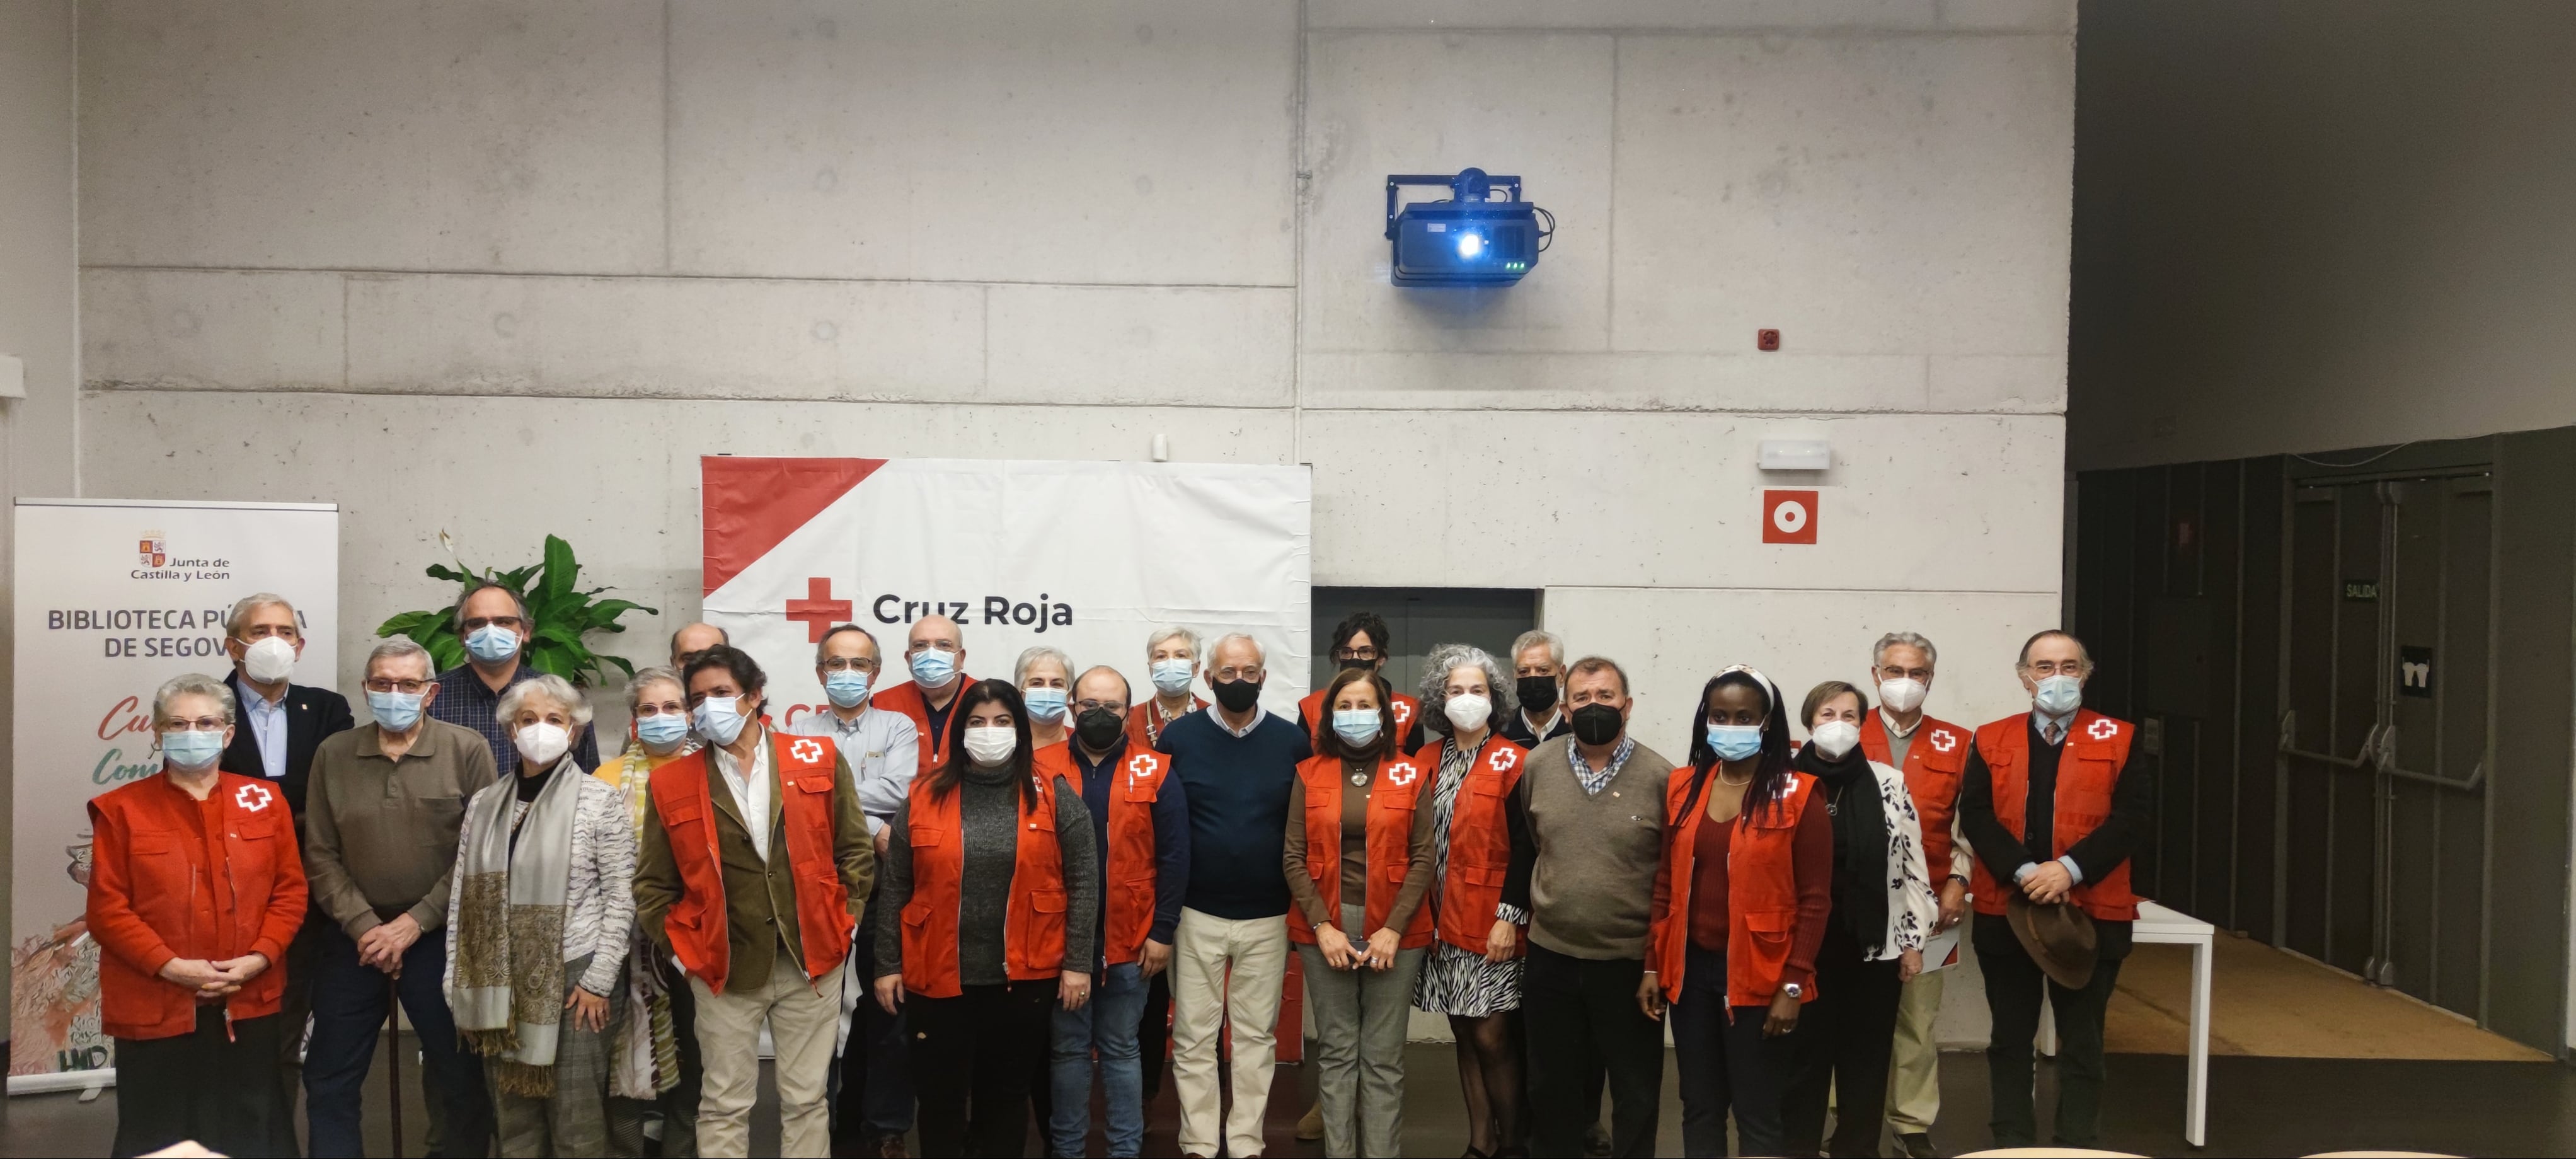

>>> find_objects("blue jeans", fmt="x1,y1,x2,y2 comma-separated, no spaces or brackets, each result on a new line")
1048,961,1149,1156
304,923,492,1158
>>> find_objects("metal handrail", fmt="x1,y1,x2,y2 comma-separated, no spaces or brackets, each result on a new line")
2276,712,2483,792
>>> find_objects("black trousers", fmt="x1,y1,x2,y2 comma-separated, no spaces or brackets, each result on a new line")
908,979,1056,1157
832,899,913,1147
1781,923,1906,1157
117,1007,283,1158
1522,943,1664,1158
1976,917,2127,1148
1138,968,1171,1101
1666,942,1795,1158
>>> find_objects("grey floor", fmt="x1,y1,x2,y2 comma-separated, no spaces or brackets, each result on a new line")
9,1038,2576,1156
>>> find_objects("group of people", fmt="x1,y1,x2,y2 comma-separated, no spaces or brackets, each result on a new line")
88,588,2148,1159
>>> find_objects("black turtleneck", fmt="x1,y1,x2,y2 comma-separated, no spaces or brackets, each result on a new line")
1794,742,1888,955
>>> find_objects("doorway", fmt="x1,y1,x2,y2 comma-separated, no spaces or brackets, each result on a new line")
1309,587,1538,701
2279,473,2493,1018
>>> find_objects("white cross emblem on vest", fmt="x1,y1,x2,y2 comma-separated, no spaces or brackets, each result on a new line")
1384,761,1420,787
790,738,827,764
1488,747,1515,772
234,783,275,812
1126,753,1156,789
2086,718,2119,742
1928,729,1957,754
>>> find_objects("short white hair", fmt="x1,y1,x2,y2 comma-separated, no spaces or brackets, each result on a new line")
226,592,297,638
1207,632,1266,669
1014,645,1072,686
497,672,594,729
367,637,437,681
153,672,236,727
1873,631,1939,669
1146,625,1201,663
1510,629,1564,669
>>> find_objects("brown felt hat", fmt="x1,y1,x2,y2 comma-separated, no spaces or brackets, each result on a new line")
2005,892,2098,990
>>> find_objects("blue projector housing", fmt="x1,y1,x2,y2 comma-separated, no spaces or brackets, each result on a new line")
1385,169,1548,287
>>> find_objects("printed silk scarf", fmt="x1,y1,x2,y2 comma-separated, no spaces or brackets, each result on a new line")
451,754,582,1097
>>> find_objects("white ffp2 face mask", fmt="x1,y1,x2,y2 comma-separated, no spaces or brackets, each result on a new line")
1444,693,1492,732
242,636,298,684
963,725,1018,766
1810,720,1861,760
1877,677,1926,715
514,722,571,768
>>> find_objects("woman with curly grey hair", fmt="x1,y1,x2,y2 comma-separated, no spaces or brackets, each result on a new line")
1410,643,1534,1158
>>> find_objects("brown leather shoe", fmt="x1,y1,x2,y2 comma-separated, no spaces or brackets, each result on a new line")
870,1132,909,1158
1297,1098,1325,1141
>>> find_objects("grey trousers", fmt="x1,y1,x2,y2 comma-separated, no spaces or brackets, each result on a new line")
1297,903,1429,1159
492,953,621,1158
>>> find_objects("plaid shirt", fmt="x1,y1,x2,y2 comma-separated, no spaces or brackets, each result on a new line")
429,662,604,773
1566,733,1636,797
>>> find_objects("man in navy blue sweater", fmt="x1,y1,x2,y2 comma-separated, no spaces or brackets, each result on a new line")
1154,632,1311,1159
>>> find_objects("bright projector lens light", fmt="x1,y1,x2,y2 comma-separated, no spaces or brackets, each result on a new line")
1457,232,1485,258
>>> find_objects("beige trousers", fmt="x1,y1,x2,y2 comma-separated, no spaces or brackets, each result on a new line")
689,964,843,1158
1171,907,1289,1159
1886,958,1947,1133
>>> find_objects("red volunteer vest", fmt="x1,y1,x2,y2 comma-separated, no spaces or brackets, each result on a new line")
1125,696,1206,751
1287,752,1435,949
1860,708,1970,873
1650,766,1820,1006
89,772,306,1039
900,765,1071,998
1416,733,1527,956
1075,742,1172,965
873,676,973,775
647,727,855,994
1299,688,1419,751
1968,710,2140,922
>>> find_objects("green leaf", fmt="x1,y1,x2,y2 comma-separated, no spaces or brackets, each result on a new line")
539,535,578,604
378,533,655,692
425,563,475,584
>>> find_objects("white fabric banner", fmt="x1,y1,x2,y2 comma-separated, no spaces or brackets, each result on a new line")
701,458,1311,730
9,499,338,1088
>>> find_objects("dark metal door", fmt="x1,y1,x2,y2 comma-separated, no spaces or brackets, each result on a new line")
2277,475,2493,1019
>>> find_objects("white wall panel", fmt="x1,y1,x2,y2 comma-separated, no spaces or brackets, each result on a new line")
986,285,1294,407
667,0,1298,286
1310,0,2071,33
1613,33,2073,356
1300,408,2062,592
79,1,665,274
82,268,343,391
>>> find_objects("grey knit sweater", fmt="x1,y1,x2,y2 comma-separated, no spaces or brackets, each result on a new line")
877,762,1100,985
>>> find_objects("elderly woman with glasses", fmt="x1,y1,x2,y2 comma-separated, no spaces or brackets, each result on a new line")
599,666,701,1156
86,673,308,1158
444,673,636,1157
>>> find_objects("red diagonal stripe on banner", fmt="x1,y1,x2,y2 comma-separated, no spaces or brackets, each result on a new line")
701,457,887,596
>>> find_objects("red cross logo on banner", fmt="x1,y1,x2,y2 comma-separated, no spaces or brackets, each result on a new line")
1928,729,1957,754
790,738,827,764
785,577,853,642
234,783,275,812
1384,761,1420,787
2087,718,2120,742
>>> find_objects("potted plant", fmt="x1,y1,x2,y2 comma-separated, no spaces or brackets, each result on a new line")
376,533,658,686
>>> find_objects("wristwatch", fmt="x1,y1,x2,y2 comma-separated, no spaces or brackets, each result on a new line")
1781,982,1804,1000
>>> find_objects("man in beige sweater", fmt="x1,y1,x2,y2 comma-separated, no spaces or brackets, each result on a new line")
1502,655,1676,1159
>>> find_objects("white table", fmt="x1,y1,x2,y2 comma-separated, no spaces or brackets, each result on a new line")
2034,899,2212,1146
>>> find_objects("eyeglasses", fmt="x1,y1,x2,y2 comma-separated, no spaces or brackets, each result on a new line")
162,717,227,733
1210,666,1263,683
1333,647,1383,662
1074,698,1125,715
820,658,878,673
460,616,525,631
364,678,433,695
2021,660,2086,677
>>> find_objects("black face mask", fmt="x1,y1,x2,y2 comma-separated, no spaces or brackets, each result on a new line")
1074,706,1125,751
1211,678,1262,713
1517,676,1560,713
1570,703,1624,746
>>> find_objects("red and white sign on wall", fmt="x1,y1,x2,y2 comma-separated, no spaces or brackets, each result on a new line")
1762,489,1819,545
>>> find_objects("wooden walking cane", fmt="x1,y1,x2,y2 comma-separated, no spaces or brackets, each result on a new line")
386,975,405,1159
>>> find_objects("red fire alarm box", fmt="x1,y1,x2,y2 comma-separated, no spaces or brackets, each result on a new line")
1762,490,1818,545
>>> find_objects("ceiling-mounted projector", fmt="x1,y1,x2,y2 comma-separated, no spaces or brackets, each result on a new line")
1384,168,1553,287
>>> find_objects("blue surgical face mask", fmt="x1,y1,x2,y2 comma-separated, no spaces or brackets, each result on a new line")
636,712,690,750
1333,708,1382,747
368,689,425,732
693,696,749,746
909,649,958,689
1149,659,1195,696
464,623,520,663
1023,686,1069,724
1707,722,1765,763
824,670,871,709
161,729,224,772
2033,674,2084,716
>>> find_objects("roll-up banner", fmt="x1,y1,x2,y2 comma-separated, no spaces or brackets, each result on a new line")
9,499,338,1092
700,458,1313,730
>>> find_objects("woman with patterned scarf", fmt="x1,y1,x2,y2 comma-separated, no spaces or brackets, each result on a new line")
597,666,701,1156
444,673,636,1157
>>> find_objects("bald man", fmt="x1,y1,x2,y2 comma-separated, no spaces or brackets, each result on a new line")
867,615,972,775
671,622,729,669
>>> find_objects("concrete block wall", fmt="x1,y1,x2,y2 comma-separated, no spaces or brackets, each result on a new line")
71,0,2073,1044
